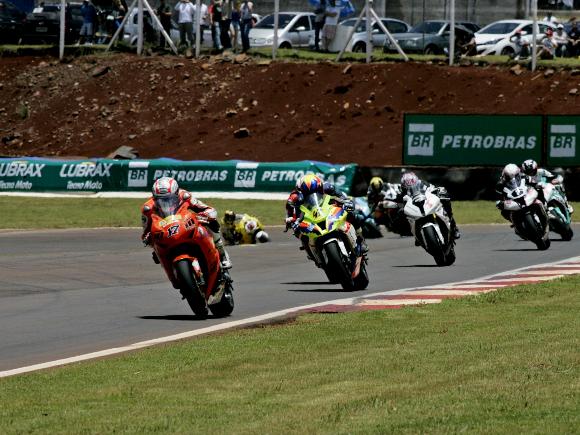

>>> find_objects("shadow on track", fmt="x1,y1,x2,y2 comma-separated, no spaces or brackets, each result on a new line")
392,264,440,268
138,315,210,321
287,288,343,293
281,281,332,285
493,248,540,252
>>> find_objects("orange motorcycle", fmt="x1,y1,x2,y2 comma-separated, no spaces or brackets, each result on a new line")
149,201,234,318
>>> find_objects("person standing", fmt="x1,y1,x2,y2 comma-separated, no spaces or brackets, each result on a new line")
192,0,209,46
175,0,195,49
313,0,326,51
79,0,97,45
209,0,223,51
230,1,241,52
239,0,253,53
157,0,172,48
220,0,232,50
568,20,580,57
321,0,340,51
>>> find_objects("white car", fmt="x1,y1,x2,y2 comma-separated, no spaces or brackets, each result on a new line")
249,12,315,49
329,17,411,53
475,19,557,56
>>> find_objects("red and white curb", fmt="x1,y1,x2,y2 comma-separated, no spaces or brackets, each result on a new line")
1,256,579,378
300,256,580,314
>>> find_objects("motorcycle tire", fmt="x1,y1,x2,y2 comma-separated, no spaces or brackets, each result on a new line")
323,267,340,284
444,245,456,266
353,261,369,290
422,226,446,267
175,259,208,319
209,282,235,318
535,238,551,250
324,240,355,291
550,218,573,241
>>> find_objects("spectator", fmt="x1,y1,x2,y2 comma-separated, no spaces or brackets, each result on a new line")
220,0,232,50
78,0,97,45
322,0,340,51
511,29,530,60
543,11,558,24
230,1,240,52
209,0,222,51
538,27,557,59
239,0,253,53
313,0,326,51
157,0,172,48
192,0,209,46
553,24,569,56
175,0,195,49
568,20,580,57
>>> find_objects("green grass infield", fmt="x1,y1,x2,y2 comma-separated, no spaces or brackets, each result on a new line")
1,275,579,433
0,197,578,229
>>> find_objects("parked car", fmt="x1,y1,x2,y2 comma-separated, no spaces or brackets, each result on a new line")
249,12,315,49
475,19,557,56
330,17,411,52
21,2,87,44
0,0,26,44
383,20,479,54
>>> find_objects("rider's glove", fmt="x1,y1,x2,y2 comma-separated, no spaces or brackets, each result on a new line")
342,199,355,212
285,217,295,229
291,221,301,232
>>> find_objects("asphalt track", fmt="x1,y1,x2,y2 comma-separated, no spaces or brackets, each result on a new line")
1,225,579,372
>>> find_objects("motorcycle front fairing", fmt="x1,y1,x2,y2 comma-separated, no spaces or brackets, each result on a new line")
404,190,450,246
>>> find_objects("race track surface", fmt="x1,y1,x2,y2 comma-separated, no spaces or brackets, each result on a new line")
1,225,579,371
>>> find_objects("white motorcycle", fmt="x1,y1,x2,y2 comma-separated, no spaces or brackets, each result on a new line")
500,176,550,250
403,187,456,266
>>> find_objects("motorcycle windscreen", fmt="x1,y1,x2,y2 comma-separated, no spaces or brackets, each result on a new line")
303,192,325,216
154,196,181,217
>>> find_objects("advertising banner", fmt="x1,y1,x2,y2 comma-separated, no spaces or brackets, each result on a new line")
546,116,579,167
403,114,543,166
0,159,358,194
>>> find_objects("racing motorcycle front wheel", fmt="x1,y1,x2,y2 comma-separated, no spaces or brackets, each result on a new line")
175,259,208,319
324,240,355,291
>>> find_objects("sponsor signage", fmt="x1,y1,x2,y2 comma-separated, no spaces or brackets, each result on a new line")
0,158,357,194
404,114,543,166
546,116,579,166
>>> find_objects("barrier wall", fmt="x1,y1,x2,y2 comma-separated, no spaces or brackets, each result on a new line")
0,158,358,194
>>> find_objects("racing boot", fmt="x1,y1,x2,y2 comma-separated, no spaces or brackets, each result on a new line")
214,235,232,269
451,218,461,240
355,228,369,255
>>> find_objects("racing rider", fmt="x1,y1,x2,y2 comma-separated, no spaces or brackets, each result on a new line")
222,210,269,245
285,174,368,254
521,159,573,214
495,163,523,222
141,176,232,270
400,171,461,239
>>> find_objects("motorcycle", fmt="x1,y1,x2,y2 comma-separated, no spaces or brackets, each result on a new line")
542,183,573,241
372,184,413,237
293,193,369,291
149,201,234,318
226,214,270,245
501,176,551,250
403,186,456,266
354,197,383,239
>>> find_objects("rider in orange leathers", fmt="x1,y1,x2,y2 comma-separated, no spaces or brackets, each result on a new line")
141,177,232,271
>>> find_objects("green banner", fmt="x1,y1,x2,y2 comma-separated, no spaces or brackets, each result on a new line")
403,114,543,166
546,116,579,167
0,159,357,194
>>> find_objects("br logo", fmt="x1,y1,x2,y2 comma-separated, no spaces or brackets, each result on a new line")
549,124,576,158
407,123,435,157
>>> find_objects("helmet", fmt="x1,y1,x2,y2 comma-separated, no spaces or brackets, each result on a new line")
151,177,180,217
255,230,269,243
400,172,420,189
501,163,521,182
369,176,384,193
296,174,323,195
224,210,236,224
521,159,538,176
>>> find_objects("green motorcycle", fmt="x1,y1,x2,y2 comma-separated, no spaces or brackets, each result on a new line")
294,193,369,291
542,182,573,241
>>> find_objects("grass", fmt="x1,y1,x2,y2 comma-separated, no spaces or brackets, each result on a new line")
1,275,578,433
0,197,578,229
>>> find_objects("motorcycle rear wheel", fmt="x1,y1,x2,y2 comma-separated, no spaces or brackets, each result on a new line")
175,259,208,319
324,241,355,291
209,281,235,317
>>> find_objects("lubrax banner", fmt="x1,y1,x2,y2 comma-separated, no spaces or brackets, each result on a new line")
403,114,544,166
0,159,357,193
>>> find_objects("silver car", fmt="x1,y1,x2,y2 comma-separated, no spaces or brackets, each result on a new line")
338,17,411,52
249,12,315,49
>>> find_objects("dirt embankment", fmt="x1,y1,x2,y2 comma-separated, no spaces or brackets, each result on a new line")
0,54,579,166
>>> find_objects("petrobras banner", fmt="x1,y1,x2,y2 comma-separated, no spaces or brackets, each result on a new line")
0,158,358,194
403,114,543,166
546,116,579,166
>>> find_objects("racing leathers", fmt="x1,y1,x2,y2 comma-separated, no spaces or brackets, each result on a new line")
141,189,232,271
525,168,573,213
285,182,368,256
367,182,407,232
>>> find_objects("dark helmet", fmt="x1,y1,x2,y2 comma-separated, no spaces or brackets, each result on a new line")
521,159,538,176
224,210,236,224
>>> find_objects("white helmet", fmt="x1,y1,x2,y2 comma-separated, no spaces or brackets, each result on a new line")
521,159,538,176
501,163,521,182
255,230,269,243
152,177,180,216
